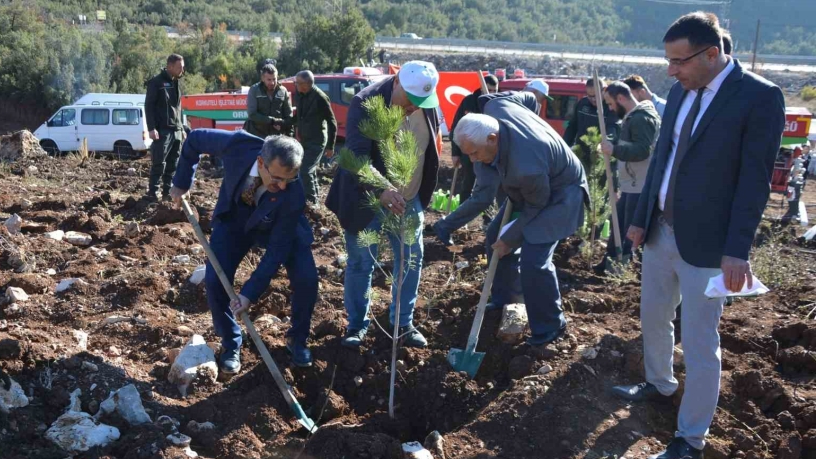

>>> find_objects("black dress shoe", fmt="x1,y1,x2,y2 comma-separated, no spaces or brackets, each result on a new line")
526,326,566,346
649,437,703,459
611,382,671,402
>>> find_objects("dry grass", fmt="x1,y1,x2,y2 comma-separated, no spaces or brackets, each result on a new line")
70,138,93,167
751,231,808,291
786,91,816,113
801,86,816,102
603,255,640,286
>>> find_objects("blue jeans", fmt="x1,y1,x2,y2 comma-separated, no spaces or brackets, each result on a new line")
487,203,566,336
205,207,318,351
344,198,424,331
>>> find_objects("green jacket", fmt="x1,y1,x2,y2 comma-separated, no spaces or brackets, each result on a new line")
563,96,620,159
243,81,293,138
612,101,660,193
145,69,182,133
292,87,337,150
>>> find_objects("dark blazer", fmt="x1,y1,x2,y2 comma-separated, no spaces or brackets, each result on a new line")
144,69,182,133
325,75,440,233
172,129,314,302
631,59,785,268
484,97,590,247
292,86,337,151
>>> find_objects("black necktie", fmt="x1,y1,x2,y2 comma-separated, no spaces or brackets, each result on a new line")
663,88,705,226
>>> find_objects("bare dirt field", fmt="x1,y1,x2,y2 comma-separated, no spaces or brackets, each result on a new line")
0,142,815,459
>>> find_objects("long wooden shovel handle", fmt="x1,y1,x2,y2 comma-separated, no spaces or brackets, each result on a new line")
464,200,514,352
179,197,304,413
477,70,489,95
447,166,459,213
592,69,623,262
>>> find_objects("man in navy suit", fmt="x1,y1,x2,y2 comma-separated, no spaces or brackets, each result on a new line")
170,130,318,373
611,13,785,459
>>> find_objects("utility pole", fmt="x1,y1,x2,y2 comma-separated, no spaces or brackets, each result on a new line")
719,0,732,29
751,19,760,72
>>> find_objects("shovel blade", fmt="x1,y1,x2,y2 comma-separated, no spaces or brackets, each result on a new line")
292,402,318,433
447,347,485,379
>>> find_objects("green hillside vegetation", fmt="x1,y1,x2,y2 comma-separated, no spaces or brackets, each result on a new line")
614,0,816,56
22,0,814,54
0,0,812,115
0,1,373,113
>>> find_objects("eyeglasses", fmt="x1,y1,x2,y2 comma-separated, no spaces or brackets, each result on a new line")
665,46,713,66
259,163,300,184
268,175,299,185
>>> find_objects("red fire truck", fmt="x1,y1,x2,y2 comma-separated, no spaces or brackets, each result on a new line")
771,107,812,193
499,77,587,136
182,67,389,139
182,68,588,140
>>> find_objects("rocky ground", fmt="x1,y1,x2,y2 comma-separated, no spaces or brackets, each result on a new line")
0,144,814,459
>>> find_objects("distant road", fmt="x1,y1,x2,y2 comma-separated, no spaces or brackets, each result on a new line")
374,37,816,74
158,28,816,73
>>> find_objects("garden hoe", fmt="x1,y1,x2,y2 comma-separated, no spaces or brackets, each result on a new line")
447,200,514,378
180,197,317,434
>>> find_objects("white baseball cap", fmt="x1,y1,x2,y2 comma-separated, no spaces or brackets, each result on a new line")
524,79,554,101
398,61,440,109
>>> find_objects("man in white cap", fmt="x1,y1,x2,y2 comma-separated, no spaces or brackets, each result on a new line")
326,61,440,349
524,79,554,107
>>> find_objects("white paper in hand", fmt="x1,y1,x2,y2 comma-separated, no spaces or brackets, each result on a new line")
704,274,769,298
499,220,514,238
497,221,521,255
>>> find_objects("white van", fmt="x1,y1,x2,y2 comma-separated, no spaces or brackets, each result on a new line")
34,93,152,157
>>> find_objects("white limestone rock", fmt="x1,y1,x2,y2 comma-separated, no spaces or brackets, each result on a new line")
496,303,529,345
167,334,218,396
4,214,22,234
5,286,29,302
95,384,151,426
64,231,92,246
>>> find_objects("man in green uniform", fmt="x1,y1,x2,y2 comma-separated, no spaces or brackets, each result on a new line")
563,78,620,168
145,53,185,202
243,64,294,138
292,70,337,205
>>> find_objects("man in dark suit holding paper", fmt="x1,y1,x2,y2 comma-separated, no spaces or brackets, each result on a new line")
611,12,785,459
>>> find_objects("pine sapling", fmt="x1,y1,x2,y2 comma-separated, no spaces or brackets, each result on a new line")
336,95,421,419
574,127,610,264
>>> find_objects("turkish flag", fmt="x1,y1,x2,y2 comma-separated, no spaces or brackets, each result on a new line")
435,72,486,131
389,68,486,130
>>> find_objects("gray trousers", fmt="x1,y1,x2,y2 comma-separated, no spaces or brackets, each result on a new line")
300,141,326,204
641,214,724,450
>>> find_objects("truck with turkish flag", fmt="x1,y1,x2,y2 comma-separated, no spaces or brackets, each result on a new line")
181,67,586,140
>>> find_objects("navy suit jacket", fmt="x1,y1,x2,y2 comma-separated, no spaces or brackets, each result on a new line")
631,60,785,268
325,75,439,233
173,129,314,302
